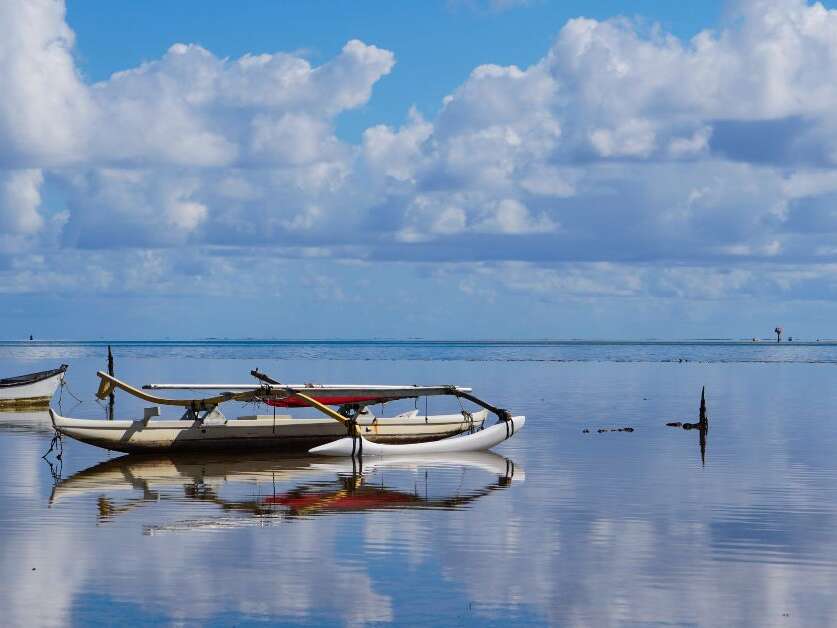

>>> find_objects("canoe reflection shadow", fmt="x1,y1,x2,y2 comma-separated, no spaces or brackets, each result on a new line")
50,452,524,533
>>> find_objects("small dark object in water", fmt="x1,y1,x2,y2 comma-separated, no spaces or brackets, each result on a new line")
588,426,634,433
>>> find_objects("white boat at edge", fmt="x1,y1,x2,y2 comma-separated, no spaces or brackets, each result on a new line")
50,408,489,454
0,365,67,407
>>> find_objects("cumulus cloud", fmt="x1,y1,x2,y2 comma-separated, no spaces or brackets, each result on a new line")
0,170,44,235
5,0,837,306
0,0,91,166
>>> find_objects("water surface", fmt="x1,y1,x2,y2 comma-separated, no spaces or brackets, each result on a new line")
1,341,836,626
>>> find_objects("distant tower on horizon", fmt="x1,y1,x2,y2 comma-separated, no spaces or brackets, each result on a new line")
775,326,783,343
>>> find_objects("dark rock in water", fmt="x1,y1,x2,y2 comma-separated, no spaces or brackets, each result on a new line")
666,422,682,427
587,426,634,433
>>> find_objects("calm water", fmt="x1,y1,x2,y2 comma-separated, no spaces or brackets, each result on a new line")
2,341,837,626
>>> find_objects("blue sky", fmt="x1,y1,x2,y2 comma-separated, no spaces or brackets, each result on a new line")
66,1,727,141
3,0,837,339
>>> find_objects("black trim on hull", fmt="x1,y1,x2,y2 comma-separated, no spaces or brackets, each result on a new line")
0,365,67,389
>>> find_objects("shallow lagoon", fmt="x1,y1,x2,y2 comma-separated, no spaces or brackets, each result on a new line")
2,341,837,626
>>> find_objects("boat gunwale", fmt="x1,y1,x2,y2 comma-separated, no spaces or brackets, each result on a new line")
49,410,488,431
0,365,67,389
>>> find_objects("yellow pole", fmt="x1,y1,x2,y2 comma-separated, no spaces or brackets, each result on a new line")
290,390,360,436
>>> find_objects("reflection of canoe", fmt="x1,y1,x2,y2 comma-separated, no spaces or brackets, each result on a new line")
50,453,326,504
51,450,521,502
50,409,488,454
310,416,525,457
49,451,524,531
0,365,67,408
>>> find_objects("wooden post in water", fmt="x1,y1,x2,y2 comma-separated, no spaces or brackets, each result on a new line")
107,345,115,420
699,386,708,465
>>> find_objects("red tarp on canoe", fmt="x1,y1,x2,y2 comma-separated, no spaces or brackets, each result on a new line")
265,394,399,408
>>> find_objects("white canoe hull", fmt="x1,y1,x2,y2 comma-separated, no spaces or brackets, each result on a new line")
50,409,488,454
309,415,525,457
0,370,64,407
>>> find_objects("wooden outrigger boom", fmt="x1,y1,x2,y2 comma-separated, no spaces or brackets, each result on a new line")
95,371,263,410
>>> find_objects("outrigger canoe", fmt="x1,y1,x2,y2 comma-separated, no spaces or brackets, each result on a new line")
0,364,67,409
50,370,524,457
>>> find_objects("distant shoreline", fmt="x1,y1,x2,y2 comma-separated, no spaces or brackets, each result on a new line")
2,338,837,346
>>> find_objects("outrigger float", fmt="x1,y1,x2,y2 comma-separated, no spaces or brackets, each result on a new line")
50,370,524,457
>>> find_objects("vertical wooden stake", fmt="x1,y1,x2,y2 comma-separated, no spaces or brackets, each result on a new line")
107,345,115,421
699,386,708,465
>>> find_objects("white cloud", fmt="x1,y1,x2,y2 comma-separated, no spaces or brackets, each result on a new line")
363,107,433,182
0,0,91,165
0,170,44,235
6,0,837,306
475,198,557,234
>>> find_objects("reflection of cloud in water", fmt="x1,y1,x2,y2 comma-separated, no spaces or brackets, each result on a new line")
437,503,837,626
0,433,90,627
33,452,522,625
0,410,54,434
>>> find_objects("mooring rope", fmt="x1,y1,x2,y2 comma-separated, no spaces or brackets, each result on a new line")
57,378,84,413
42,430,63,464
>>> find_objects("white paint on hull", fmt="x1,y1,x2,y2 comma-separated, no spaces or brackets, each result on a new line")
50,409,488,454
0,370,64,402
